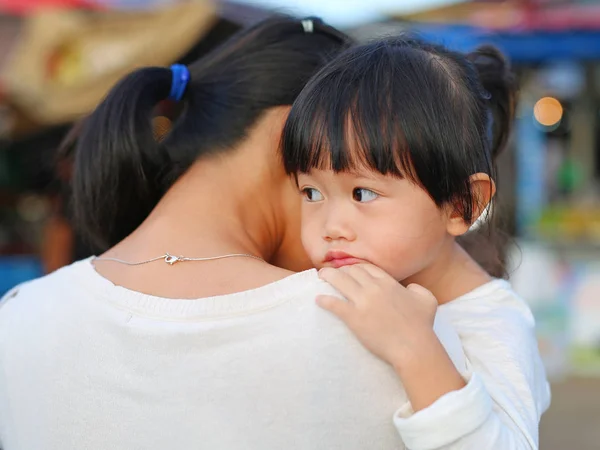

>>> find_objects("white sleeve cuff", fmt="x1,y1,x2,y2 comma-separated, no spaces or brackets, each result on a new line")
393,372,492,450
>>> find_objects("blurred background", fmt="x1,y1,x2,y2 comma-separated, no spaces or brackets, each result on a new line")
0,0,599,448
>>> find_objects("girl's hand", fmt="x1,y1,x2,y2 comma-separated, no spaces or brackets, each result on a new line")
317,263,438,370
317,263,466,411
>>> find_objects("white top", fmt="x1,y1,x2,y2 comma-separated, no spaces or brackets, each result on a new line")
0,258,549,450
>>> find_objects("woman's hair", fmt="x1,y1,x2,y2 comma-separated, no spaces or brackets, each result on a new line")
73,16,350,250
282,37,517,277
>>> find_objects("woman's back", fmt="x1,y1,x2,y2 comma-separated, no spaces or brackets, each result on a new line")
0,260,464,450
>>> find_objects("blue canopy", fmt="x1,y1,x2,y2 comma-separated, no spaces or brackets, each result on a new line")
412,24,600,63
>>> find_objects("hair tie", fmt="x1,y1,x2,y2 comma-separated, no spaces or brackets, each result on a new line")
301,19,314,33
168,64,190,102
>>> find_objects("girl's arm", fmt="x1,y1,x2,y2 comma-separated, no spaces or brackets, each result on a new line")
399,286,551,450
317,264,550,450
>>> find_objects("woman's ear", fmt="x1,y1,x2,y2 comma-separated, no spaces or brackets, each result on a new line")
152,116,172,142
445,173,496,236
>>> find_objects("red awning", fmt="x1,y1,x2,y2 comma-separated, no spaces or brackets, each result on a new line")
531,4,600,31
0,0,98,15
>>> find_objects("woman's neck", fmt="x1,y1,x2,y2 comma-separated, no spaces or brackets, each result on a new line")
95,108,302,299
111,106,293,263
136,164,283,261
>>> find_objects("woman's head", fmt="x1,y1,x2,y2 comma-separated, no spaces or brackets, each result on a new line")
73,16,350,250
282,37,516,281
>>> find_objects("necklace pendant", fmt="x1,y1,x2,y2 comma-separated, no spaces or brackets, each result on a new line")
164,253,181,265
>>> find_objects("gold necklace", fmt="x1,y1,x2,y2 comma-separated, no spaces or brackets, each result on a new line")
95,252,265,266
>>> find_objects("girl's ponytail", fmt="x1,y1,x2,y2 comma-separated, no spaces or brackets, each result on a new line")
467,45,518,159
464,45,518,278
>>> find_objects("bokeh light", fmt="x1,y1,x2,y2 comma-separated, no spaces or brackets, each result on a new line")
534,96,563,127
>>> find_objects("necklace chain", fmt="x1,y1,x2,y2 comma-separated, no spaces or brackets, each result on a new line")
95,252,265,266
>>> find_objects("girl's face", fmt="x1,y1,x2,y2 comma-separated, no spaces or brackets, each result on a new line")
298,167,458,282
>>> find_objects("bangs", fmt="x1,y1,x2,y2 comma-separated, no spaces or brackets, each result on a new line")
282,37,484,213
282,65,417,181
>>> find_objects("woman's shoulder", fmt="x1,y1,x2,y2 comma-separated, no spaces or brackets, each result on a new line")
0,261,339,326
0,255,89,298
0,258,92,308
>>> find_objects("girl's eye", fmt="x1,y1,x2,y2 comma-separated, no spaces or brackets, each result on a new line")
352,188,378,203
301,187,324,202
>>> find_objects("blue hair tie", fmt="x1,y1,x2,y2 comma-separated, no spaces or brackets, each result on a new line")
168,64,190,102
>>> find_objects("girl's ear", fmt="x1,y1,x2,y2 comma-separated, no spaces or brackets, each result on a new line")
445,173,496,236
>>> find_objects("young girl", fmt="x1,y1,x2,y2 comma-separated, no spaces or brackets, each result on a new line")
282,38,551,449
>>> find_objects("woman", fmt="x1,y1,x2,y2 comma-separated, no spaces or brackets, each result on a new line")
0,17,464,450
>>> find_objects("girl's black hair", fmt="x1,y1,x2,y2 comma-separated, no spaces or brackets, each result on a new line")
73,15,350,250
282,37,517,277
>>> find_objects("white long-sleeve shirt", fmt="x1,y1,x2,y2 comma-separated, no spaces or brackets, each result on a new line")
0,258,549,449
395,279,551,449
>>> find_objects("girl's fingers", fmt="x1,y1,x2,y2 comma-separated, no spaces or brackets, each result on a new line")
406,283,438,307
316,295,354,323
406,283,434,298
318,267,362,300
354,263,390,280
337,266,387,308
339,264,376,286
